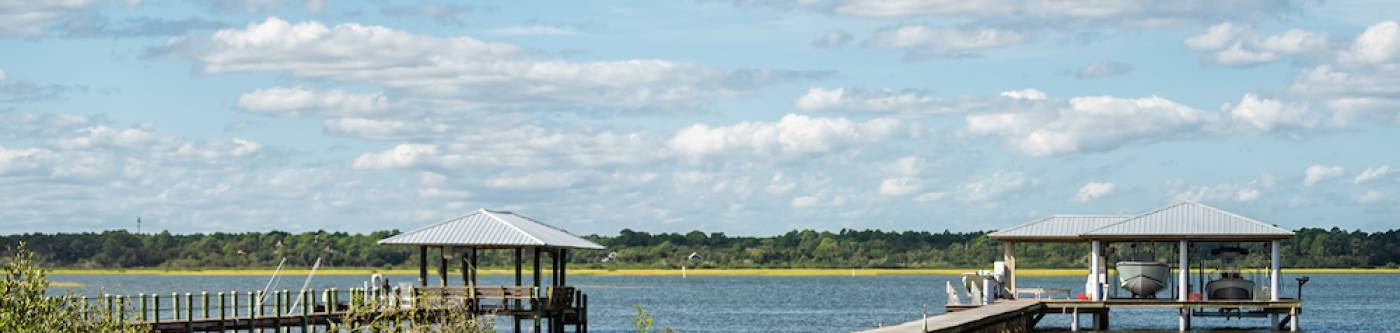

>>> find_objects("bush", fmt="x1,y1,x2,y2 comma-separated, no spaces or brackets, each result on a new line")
0,242,141,332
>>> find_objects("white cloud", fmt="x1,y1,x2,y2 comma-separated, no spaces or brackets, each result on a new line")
1184,23,1328,67
828,0,1298,28
1167,179,1266,203
956,172,1028,203
1223,93,1316,131
1072,181,1115,202
0,68,6,81
49,125,157,150
1355,165,1391,184
862,25,1027,58
351,144,439,170
999,88,1047,101
0,146,53,175
878,177,920,197
488,25,580,36
1303,165,1344,186
238,87,389,116
791,195,821,208
1076,61,1133,79
1340,21,1400,66
668,114,903,160
0,0,96,36
967,95,1213,156
812,31,853,48
168,17,808,117
1357,190,1385,204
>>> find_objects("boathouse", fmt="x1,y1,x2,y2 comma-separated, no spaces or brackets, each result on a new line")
863,201,1304,333
379,208,605,333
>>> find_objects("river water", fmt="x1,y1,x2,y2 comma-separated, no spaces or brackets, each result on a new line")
48,273,1393,332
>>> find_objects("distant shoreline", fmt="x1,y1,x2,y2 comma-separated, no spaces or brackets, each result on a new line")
46,267,1400,277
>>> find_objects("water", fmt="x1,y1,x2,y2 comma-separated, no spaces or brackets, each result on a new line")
48,273,1395,332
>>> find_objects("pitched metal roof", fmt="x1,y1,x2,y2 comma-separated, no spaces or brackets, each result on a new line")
1081,201,1293,241
379,209,605,249
988,215,1132,241
990,202,1293,242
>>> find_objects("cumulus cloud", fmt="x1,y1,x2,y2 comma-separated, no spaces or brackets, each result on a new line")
861,25,1027,59
812,31,853,48
1303,165,1344,186
1184,22,1329,67
1340,21,1400,66
1166,177,1271,203
1355,165,1390,184
164,17,812,120
1288,21,1400,126
999,88,1046,101
1076,61,1133,79
827,0,1300,28
0,0,96,36
790,195,821,209
1357,190,1386,204
1223,93,1316,131
967,95,1213,156
1072,181,1115,202
238,87,390,116
668,114,903,160
878,177,920,197
956,172,1029,203
794,86,1046,115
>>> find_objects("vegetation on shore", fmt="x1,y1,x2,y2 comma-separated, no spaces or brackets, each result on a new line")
1,243,140,332
6,227,1400,270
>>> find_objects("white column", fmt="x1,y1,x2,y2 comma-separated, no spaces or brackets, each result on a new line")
1178,240,1188,302
1271,240,1281,301
1090,240,1102,301
1004,242,1017,299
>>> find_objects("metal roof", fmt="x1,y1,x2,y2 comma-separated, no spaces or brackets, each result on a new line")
988,215,1131,241
378,209,605,249
1081,201,1293,241
990,202,1293,242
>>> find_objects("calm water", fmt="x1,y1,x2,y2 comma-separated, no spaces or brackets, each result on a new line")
48,273,1394,332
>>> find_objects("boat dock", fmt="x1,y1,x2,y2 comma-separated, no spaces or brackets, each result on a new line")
863,299,1301,333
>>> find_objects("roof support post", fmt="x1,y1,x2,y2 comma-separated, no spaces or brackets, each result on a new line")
560,249,568,287
419,246,428,287
1271,240,1280,301
461,248,470,287
533,247,542,289
1090,240,1101,301
439,246,450,287
470,247,479,289
1003,242,1016,300
1178,240,1188,302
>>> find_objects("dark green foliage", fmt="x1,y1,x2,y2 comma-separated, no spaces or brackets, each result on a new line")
0,242,141,332
2,227,1398,269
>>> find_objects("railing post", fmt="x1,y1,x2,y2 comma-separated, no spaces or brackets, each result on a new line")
202,291,210,319
173,292,181,321
153,294,161,325
117,295,126,323
219,292,227,332
185,292,194,332
301,289,310,333
140,293,148,322
248,291,258,333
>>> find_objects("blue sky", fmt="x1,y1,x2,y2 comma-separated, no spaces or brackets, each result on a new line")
2,0,1399,235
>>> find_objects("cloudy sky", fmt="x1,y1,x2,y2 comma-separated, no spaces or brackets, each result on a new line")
2,0,1399,235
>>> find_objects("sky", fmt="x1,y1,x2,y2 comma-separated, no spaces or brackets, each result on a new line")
1,0,1399,236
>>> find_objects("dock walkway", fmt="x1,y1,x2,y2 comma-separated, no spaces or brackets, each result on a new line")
856,300,1042,333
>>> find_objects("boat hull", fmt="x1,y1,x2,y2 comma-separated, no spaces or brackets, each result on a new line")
1117,261,1171,298
1207,277,1255,300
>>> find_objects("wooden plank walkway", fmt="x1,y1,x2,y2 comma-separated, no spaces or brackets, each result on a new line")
856,300,1043,333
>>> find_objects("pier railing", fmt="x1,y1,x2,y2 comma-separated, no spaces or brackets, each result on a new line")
62,285,589,333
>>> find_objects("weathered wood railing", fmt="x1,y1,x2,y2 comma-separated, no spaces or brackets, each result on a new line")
62,285,589,333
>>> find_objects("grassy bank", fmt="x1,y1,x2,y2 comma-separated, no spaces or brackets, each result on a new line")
46,267,1400,277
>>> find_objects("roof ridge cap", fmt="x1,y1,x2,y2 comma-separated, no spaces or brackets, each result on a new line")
481,209,547,246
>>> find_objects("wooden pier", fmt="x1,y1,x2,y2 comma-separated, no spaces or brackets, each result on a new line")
73,285,589,333
860,299,1302,333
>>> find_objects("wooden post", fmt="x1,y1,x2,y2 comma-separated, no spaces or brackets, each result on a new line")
462,248,472,287
140,293,148,322
471,247,479,289
302,290,310,333
185,293,194,332
116,295,125,323
274,290,283,333
560,249,567,287
420,246,429,286
516,248,524,333
440,246,450,287
202,291,210,319
534,248,542,333
219,292,227,332
249,291,258,333
152,294,160,325
173,292,181,321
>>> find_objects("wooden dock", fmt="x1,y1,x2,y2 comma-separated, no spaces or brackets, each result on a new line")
71,285,589,333
858,299,1302,333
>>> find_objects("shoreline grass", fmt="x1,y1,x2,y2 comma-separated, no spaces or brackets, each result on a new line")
45,267,1400,277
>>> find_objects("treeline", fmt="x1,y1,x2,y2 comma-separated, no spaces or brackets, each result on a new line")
1,227,1398,269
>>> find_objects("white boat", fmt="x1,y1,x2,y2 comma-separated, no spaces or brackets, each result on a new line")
1117,261,1171,298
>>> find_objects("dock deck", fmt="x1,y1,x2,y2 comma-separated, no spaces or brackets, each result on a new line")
859,299,1302,333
